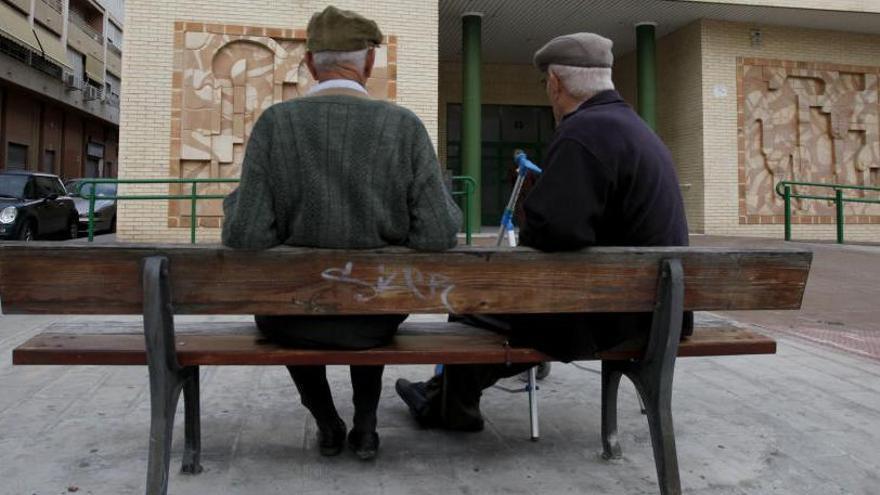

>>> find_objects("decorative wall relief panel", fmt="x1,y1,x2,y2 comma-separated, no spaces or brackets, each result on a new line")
738,58,880,225
169,22,398,228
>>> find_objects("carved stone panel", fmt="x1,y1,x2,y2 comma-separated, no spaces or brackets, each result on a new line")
168,22,398,228
738,58,880,225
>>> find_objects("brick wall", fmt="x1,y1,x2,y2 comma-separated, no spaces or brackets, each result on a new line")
119,0,438,243
701,19,880,241
688,0,880,13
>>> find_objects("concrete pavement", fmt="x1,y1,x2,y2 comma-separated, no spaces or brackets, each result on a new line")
2,313,879,494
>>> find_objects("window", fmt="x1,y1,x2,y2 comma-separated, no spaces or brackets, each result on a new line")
41,150,55,174
50,177,66,196
6,143,28,170
66,47,86,83
445,104,556,225
34,177,58,198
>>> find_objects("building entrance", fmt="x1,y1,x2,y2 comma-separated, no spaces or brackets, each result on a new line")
446,103,555,226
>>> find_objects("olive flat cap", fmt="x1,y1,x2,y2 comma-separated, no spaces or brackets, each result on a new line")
533,33,614,72
307,6,383,52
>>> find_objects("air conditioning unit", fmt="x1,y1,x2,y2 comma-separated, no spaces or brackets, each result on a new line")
62,71,80,90
83,85,100,101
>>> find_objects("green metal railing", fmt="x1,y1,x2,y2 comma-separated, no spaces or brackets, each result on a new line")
775,180,880,244
78,176,477,245
76,178,239,244
451,175,476,245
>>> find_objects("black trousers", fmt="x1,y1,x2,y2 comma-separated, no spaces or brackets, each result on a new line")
423,313,659,430
256,314,406,432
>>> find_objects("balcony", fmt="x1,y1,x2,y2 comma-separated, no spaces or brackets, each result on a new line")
34,0,64,35
41,0,62,14
106,45,121,77
69,9,103,44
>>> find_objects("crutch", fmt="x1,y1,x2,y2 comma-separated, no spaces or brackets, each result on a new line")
496,150,543,247
493,150,547,440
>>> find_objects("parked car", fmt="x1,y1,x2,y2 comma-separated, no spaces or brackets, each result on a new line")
64,179,118,233
0,171,79,241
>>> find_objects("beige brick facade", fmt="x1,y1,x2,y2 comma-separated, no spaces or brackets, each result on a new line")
118,0,438,243
120,0,879,243
700,19,880,241
688,0,880,14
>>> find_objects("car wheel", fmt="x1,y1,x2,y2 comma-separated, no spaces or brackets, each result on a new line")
67,218,79,240
18,221,35,242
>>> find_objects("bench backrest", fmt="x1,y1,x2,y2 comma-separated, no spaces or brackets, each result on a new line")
0,243,811,315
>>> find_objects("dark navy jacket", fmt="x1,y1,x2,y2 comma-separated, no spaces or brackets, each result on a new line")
511,90,690,361
520,90,688,250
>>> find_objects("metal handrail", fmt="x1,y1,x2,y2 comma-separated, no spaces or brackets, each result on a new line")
77,176,477,245
775,180,880,244
75,178,238,244
451,175,476,245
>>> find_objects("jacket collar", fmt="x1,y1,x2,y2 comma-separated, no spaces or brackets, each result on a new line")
307,79,370,99
561,90,624,122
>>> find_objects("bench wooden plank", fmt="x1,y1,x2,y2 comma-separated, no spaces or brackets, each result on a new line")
12,323,776,367
0,243,812,315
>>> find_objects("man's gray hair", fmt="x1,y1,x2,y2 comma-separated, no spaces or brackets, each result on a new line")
312,48,369,73
548,64,615,101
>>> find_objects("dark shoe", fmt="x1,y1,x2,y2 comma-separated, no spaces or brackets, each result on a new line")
395,378,485,432
348,430,380,460
317,418,346,457
395,379,431,425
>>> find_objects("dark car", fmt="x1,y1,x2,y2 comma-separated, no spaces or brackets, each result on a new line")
0,171,79,241
64,179,118,233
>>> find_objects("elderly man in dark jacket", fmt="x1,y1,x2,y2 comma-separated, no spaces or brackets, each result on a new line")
222,6,461,458
396,32,690,431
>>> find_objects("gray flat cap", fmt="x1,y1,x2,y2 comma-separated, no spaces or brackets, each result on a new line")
533,33,614,72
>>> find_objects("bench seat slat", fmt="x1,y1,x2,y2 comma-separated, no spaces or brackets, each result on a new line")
12,324,776,367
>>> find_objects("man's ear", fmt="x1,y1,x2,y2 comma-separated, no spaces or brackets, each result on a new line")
363,48,376,80
547,70,561,100
305,51,319,80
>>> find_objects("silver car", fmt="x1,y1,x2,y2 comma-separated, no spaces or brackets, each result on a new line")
64,180,118,233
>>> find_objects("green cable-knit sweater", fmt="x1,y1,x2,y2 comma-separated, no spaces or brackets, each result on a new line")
222,89,462,251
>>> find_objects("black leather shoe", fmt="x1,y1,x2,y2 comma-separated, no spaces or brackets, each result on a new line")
348,430,380,460
317,418,346,457
395,379,431,425
395,378,485,432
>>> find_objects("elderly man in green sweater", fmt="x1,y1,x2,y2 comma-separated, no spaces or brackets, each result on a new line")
222,6,461,461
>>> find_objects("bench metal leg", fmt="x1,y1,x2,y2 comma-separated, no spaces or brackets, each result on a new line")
144,256,201,495
601,362,623,459
182,366,203,474
599,259,684,495
146,371,184,495
527,366,539,441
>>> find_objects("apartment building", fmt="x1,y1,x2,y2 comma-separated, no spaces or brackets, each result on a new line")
0,0,123,179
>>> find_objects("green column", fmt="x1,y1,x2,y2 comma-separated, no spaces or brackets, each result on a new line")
636,22,657,130
462,13,482,229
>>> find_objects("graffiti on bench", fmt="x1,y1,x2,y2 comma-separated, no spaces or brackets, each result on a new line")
321,262,456,312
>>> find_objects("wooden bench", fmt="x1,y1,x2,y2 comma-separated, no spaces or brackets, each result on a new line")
2,243,811,495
